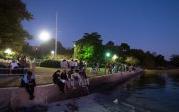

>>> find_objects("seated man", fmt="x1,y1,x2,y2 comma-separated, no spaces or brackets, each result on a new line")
52,70,65,93
22,70,36,100
10,60,19,74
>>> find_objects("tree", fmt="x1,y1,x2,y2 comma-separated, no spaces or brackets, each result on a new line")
106,41,115,47
155,54,166,67
170,55,179,67
74,32,104,64
0,0,32,52
39,38,66,56
119,43,130,52
125,56,139,66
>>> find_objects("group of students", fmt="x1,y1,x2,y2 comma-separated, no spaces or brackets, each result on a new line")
20,67,89,100
52,68,89,93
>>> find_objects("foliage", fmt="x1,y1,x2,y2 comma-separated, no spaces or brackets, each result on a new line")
170,55,179,67
0,0,33,52
125,56,139,65
74,32,169,68
0,50,16,59
74,32,104,64
21,39,73,59
40,60,61,68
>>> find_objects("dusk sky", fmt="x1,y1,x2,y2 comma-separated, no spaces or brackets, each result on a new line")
22,0,179,59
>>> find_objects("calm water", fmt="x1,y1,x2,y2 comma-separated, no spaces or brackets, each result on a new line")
94,72,179,112
48,72,179,112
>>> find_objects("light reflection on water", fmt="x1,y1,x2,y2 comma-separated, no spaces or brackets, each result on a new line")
94,73,179,112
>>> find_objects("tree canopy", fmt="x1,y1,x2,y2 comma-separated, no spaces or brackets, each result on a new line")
74,32,103,64
74,32,171,68
170,55,179,67
0,0,32,51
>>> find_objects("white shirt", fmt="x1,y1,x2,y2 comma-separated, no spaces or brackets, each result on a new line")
23,73,35,84
10,62,18,69
72,73,81,80
74,62,78,67
61,61,68,69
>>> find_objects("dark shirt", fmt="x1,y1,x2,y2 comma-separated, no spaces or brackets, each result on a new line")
61,72,68,80
52,73,60,84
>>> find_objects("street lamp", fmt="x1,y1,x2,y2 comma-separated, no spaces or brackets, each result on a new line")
4,48,12,55
112,54,118,61
105,52,111,58
51,50,55,58
73,43,76,47
39,31,51,42
51,50,55,55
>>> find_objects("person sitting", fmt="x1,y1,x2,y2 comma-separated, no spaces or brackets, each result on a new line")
52,70,65,93
71,69,82,89
10,60,19,74
61,70,70,89
23,70,36,100
67,69,75,88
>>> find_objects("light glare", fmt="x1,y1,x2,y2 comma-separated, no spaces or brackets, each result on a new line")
39,31,51,41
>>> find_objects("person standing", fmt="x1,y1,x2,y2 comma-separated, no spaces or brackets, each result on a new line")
79,69,89,87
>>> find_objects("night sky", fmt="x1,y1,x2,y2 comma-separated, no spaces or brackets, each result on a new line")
22,0,179,59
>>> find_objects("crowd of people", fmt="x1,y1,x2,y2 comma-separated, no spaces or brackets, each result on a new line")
2,57,136,100
20,59,89,100
4,56,32,74
52,68,89,94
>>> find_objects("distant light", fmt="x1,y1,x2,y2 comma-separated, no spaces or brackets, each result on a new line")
39,31,51,41
73,44,76,47
51,50,55,55
4,48,12,55
106,52,111,57
112,54,118,61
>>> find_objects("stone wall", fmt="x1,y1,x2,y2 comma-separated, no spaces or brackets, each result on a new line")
0,70,143,111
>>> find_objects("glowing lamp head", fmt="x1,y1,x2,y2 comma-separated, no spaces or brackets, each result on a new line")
51,50,55,55
4,48,12,55
73,44,76,47
39,31,51,42
106,52,111,57
112,54,118,61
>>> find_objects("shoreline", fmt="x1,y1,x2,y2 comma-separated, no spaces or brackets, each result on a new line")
0,70,143,110
144,68,179,74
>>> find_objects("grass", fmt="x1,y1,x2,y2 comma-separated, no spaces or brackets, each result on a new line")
0,67,106,88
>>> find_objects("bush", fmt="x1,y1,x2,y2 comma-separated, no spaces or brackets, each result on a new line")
40,60,61,68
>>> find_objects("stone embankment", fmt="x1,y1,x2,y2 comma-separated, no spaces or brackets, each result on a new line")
0,70,143,111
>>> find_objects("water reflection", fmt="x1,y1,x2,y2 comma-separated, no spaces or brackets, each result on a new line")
136,73,166,90
95,72,179,112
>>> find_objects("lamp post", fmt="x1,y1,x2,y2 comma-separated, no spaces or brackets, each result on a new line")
73,42,76,59
112,54,118,61
105,52,111,74
51,50,55,58
55,13,58,58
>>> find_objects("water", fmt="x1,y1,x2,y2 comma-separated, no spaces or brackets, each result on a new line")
94,72,179,112
48,72,179,112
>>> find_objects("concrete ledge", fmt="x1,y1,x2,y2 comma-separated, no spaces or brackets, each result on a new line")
0,70,143,110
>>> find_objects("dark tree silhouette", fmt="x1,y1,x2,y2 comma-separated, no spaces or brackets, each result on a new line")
0,0,33,51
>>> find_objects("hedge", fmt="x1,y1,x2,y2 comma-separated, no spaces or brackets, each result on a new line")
40,60,61,68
